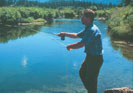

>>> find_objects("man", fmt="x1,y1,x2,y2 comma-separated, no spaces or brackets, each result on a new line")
56,9,103,93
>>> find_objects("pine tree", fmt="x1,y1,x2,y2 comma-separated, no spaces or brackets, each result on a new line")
8,0,13,6
109,2,113,8
0,0,6,6
125,0,131,6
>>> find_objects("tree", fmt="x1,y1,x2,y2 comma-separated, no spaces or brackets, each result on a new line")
0,0,6,6
125,0,131,6
14,0,17,5
109,3,113,8
8,0,13,6
72,0,75,6
119,0,131,7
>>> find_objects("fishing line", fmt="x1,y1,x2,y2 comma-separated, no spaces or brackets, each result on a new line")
30,29,70,91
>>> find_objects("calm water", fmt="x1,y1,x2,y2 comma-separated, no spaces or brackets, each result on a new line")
0,19,132,93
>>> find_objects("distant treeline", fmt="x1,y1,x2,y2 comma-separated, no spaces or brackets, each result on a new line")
0,0,117,9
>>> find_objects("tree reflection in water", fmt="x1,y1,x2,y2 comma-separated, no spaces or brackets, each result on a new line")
111,40,133,61
0,25,42,43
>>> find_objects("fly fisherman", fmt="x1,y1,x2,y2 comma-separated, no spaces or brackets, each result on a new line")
56,9,104,93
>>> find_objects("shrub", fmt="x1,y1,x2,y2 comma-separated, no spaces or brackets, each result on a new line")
107,6,133,41
20,17,35,23
0,7,21,25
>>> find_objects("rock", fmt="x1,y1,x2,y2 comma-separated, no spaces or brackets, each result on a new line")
113,41,127,45
104,87,133,93
128,42,133,47
18,22,46,26
98,17,106,21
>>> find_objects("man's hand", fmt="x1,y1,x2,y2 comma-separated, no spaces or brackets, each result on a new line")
54,32,66,37
66,42,85,51
66,45,72,51
55,32,79,38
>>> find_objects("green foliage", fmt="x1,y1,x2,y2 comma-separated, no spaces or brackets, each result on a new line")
119,0,132,6
96,9,112,20
111,26,128,37
90,6,97,11
34,18,46,22
0,7,81,25
61,8,76,18
108,6,133,41
18,7,31,18
0,0,6,6
0,7,21,25
0,7,54,25
54,7,81,18
21,17,34,23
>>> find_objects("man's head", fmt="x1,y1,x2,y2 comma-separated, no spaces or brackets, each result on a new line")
81,9,95,26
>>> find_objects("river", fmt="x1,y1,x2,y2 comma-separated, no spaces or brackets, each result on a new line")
0,19,132,93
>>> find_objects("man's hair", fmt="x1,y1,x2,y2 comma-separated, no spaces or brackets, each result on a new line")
82,9,95,22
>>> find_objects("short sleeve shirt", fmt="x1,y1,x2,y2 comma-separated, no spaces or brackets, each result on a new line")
77,24,103,55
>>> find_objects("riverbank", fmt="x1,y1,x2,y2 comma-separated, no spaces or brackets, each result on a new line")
96,6,133,42
107,6,133,42
112,40,133,47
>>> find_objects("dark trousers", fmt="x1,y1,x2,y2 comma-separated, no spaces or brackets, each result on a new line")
79,54,103,93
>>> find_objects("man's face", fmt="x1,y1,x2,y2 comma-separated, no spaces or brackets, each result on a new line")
81,15,91,26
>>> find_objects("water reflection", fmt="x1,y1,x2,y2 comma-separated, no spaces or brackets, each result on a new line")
22,56,27,67
0,25,41,43
110,39,133,61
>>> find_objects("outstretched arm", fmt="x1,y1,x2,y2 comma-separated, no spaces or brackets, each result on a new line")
66,42,85,51
55,32,79,38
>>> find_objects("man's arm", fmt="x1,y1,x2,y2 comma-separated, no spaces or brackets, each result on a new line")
66,42,85,51
55,32,79,38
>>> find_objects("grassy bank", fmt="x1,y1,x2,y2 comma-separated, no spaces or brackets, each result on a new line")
107,6,133,41
96,6,133,41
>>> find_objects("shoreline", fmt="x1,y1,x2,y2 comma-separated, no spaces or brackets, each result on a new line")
0,21,47,27
0,18,132,43
18,22,46,26
113,40,133,47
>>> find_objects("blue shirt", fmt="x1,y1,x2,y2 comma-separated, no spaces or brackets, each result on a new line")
77,24,103,55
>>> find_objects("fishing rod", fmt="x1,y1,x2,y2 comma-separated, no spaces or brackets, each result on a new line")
30,29,67,47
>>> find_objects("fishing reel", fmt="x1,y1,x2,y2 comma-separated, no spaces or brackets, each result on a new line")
61,36,65,40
